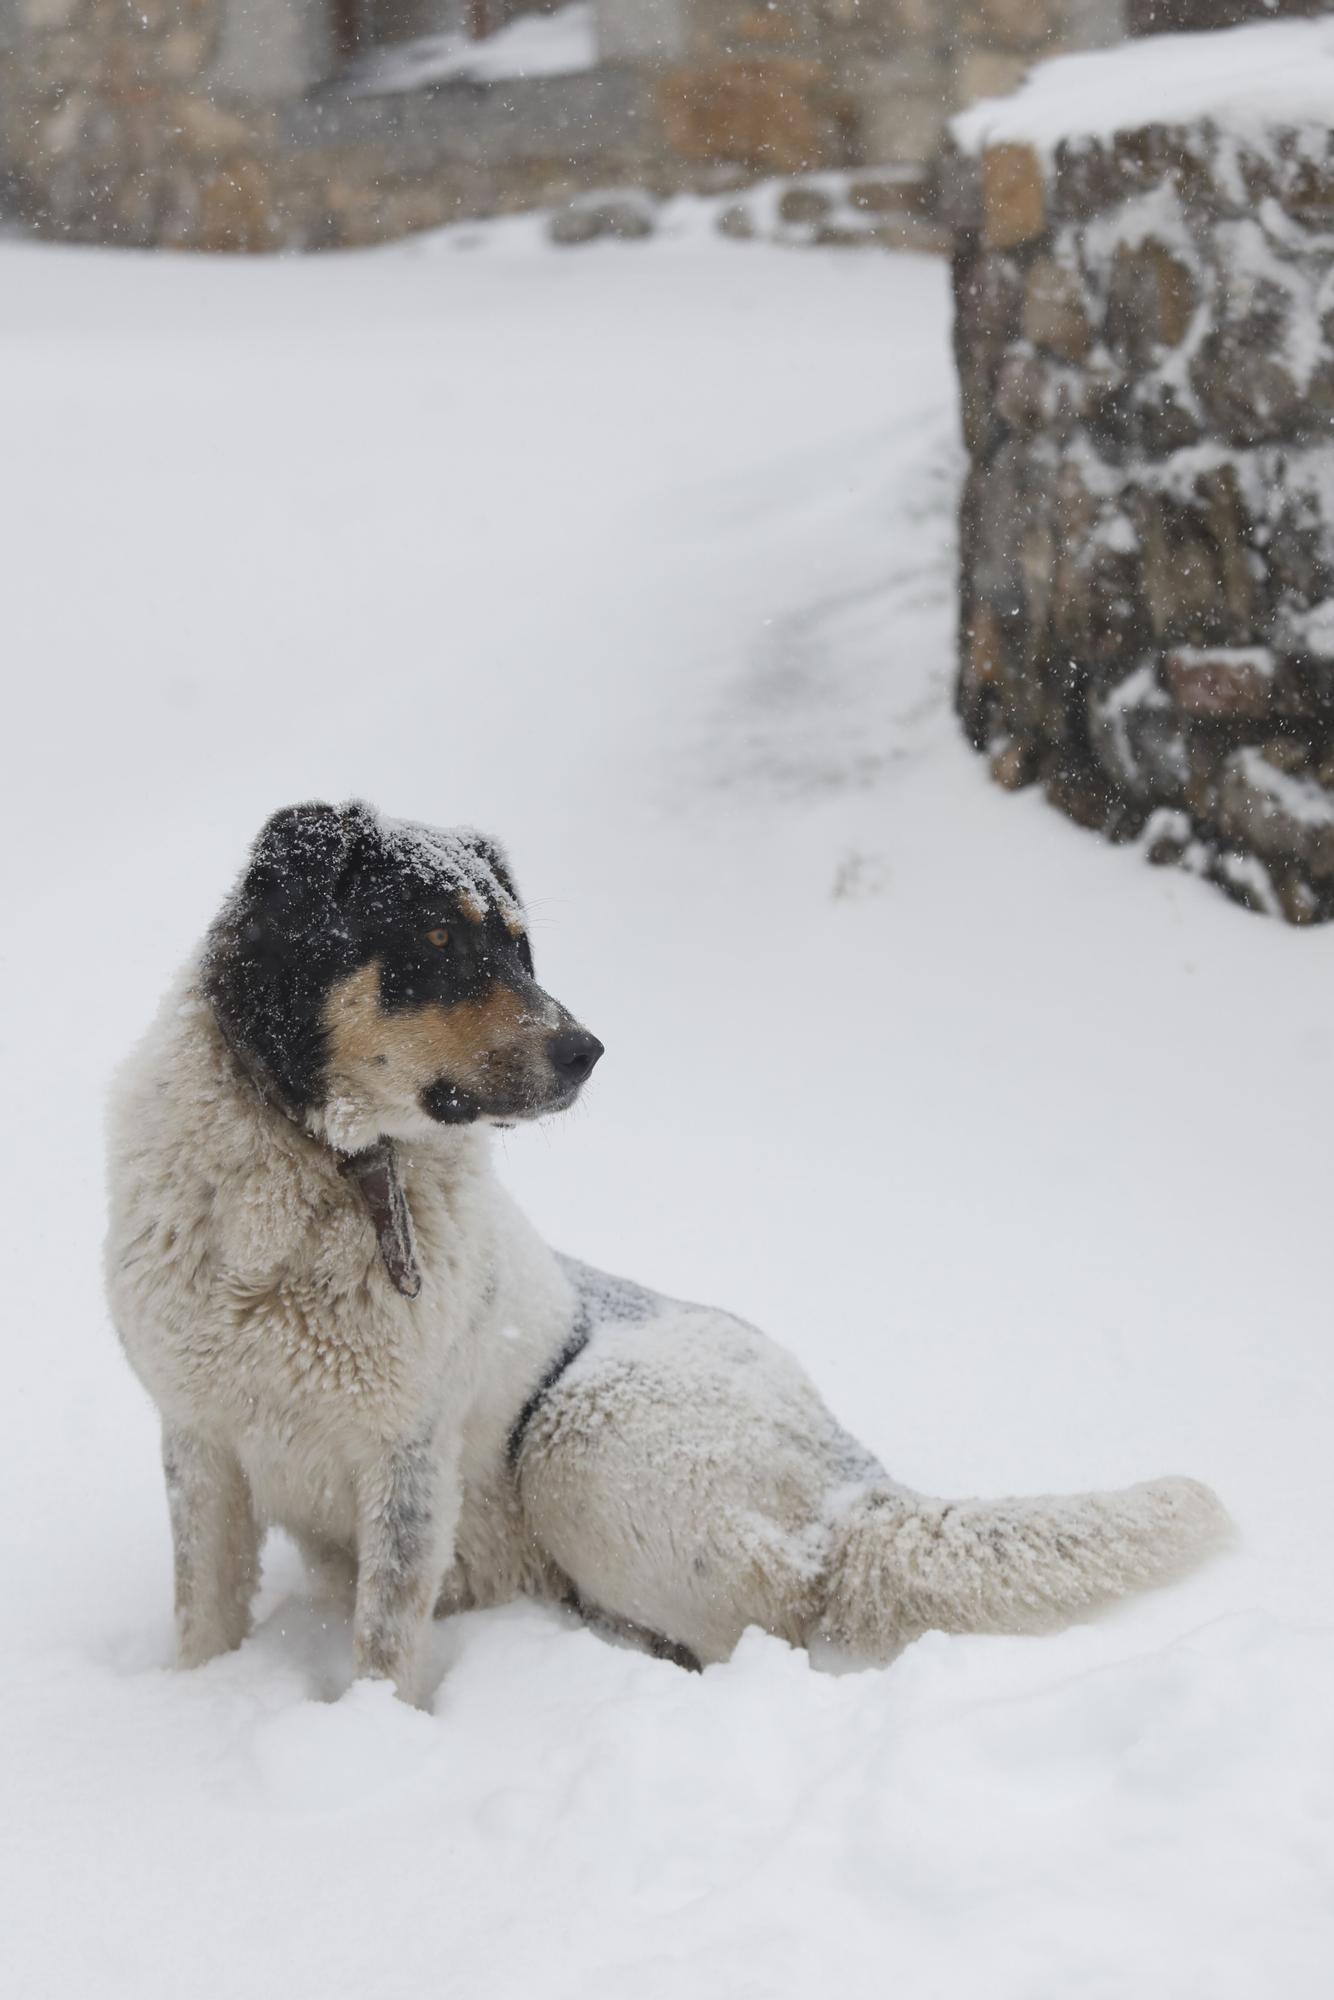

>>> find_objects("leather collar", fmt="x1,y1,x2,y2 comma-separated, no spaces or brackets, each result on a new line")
209,1001,422,1300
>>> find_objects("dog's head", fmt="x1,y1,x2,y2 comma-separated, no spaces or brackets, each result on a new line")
203,801,602,1150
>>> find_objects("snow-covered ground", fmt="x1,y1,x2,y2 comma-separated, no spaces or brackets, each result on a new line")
3,218,1332,1998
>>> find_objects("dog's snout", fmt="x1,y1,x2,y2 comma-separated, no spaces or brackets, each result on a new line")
548,1028,603,1085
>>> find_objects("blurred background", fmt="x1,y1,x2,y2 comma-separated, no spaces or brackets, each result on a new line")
4,5,1334,1998
4,0,1316,251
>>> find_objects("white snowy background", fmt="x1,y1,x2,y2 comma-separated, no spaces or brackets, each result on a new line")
2,210,1332,1997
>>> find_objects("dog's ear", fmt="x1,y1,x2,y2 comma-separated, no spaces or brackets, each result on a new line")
204,802,370,1115
471,833,524,915
240,801,359,947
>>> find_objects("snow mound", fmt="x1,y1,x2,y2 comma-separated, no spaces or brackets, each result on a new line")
953,17,1334,156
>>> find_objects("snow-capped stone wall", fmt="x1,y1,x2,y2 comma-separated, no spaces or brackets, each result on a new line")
950,19,1334,920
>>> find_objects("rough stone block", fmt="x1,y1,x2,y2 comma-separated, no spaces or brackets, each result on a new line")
1199,467,1258,635
883,0,939,38
1021,254,1090,361
981,143,1044,249
1134,497,1228,645
1286,159,1334,222
1088,665,1190,802
159,29,211,83
953,243,1024,451
174,95,260,156
778,185,832,225
19,0,79,26
734,6,802,42
1107,239,1196,363
1165,647,1274,719
958,603,1004,744
548,203,606,245
964,0,1056,47
847,173,921,214
657,59,849,174
549,197,653,243
993,349,1047,431
1191,332,1303,448
1109,124,1176,196
1217,747,1334,881
990,738,1039,789
716,202,755,239
197,156,279,253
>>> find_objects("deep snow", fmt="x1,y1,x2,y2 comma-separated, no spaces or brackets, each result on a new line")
2,216,1332,1999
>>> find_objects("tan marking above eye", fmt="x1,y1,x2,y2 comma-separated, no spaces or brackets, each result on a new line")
426,928,450,950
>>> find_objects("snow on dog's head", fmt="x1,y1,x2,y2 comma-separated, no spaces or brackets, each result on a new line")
202,800,602,1150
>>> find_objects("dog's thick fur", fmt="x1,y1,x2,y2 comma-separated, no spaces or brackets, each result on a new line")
106,802,1230,1701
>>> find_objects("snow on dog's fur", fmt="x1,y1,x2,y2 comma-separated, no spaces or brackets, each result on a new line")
105,801,1230,1700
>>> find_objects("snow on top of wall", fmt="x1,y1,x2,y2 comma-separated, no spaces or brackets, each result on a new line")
953,19,1334,157
1171,645,1276,675
347,2,596,96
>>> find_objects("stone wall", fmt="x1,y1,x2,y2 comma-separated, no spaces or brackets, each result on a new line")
661,0,1127,177
0,0,658,248
951,68,1334,918
0,0,1127,251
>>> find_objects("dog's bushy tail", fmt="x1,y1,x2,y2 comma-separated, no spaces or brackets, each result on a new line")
818,1475,1231,1662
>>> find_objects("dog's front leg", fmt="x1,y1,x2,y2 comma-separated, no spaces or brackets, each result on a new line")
353,1435,457,1706
162,1426,260,1668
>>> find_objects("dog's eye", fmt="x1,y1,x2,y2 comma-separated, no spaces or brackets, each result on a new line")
426,928,451,950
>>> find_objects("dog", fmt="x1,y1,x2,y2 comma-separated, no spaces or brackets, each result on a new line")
105,801,1229,1702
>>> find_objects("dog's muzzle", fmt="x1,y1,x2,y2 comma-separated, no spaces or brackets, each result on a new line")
419,1021,604,1126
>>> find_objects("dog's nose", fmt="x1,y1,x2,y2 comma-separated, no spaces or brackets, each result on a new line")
548,1028,604,1084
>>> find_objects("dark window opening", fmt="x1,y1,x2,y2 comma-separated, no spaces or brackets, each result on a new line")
331,0,554,63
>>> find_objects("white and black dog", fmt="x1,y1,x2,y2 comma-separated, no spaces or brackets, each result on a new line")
106,801,1229,1702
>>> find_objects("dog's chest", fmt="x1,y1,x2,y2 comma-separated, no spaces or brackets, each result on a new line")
115,1123,492,1453
211,1267,437,1438
226,1171,484,1418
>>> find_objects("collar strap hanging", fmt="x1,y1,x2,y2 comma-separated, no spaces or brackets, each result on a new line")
338,1140,422,1299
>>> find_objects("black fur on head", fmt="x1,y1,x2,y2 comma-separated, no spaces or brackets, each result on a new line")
202,800,601,1137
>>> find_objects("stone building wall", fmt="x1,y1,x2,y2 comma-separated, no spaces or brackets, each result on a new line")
0,0,655,248
0,0,1126,251
670,0,1125,177
950,27,1334,919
